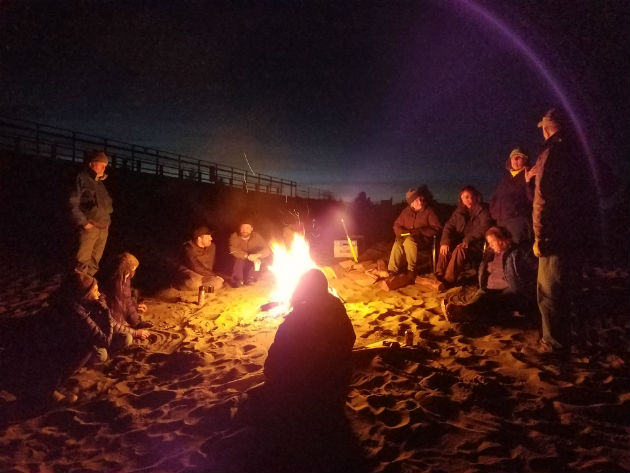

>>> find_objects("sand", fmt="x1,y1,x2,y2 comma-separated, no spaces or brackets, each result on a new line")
0,245,628,473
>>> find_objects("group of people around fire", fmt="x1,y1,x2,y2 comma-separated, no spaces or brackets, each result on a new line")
1,107,597,415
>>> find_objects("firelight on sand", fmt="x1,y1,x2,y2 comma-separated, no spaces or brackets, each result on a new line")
268,234,318,313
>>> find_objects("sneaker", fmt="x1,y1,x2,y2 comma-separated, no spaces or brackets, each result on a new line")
539,338,563,354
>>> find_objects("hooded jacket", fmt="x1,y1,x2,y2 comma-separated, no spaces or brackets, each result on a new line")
478,243,537,296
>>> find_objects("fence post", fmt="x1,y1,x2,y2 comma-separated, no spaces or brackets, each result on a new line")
36,123,40,156
197,160,202,182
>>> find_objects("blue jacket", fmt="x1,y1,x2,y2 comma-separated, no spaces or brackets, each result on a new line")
478,243,537,297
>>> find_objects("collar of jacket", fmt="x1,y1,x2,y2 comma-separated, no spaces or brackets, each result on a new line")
86,165,108,181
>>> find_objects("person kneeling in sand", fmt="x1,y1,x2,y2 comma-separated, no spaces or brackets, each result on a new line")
441,226,538,323
176,226,224,291
102,252,153,329
263,269,356,418
386,186,442,282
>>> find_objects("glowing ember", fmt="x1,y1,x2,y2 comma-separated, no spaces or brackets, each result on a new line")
268,233,318,311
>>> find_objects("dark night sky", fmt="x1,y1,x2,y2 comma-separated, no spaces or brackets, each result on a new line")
1,0,628,202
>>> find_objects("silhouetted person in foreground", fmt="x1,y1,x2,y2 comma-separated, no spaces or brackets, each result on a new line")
69,150,113,275
264,268,356,417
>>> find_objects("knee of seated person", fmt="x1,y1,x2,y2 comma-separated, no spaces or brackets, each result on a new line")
93,347,108,362
124,333,133,347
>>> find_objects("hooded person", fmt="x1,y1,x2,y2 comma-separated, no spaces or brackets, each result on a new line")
387,186,442,281
489,147,536,244
263,269,356,417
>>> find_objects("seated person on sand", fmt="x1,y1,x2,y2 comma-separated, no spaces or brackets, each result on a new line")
0,272,141,404
102,252,153,329
177,226,225,291
436,185,492,288
263,269,356,417
387,185,442,281
441,226,538,323
228,220,271,287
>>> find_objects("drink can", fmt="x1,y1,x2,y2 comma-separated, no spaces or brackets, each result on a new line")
254,260,261,271
405,329,414,346
198,285,206,305
207,285,214,294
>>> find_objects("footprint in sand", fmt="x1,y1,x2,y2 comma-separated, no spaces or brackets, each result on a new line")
126,389,177,410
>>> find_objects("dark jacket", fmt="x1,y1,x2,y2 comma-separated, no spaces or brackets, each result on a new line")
264,293,356,405
533,131,597,252
393,205,442,240
478,243,537,297
69,166,113,228
440,202,492,249
229,232,271,260
490,169,534,224
182,240,217,277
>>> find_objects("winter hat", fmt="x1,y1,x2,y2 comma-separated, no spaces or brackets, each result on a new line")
193,225,213,240
88,150,109,164
71,272,97,299
406,188,419,204
509,148,529,160
537,108,565,128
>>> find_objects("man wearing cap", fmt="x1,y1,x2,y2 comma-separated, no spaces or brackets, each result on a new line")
387,186,442,281
69,150,113,276
228,220,271,287
533,108,597,352
489,147,536,244
177,225,224,291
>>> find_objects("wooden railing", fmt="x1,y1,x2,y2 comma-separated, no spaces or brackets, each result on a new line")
0,116,333,200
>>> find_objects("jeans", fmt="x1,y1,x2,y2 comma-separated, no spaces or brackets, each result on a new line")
75,226,109,276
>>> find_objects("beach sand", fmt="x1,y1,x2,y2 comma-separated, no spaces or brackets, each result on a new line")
0,245,628,473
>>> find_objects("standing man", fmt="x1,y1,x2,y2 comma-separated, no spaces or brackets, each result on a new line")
532,108,597,352
228,220,271,287
69,150,113,275
387,186,442,280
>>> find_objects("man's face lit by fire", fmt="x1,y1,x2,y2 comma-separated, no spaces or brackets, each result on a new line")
486,234,509,253
410,197,423,211
460,190,477,209
196,234,212,248
89,161,107,177
239,224,253,239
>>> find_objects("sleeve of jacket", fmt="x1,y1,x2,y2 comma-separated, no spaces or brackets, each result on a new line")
228,233,248,259
440,213,457,246
532,150,550,241
419,208,442,238
463,206,492,245
252,233,271,258
75,304,113,348
69,174,89,227
392,209,409,236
